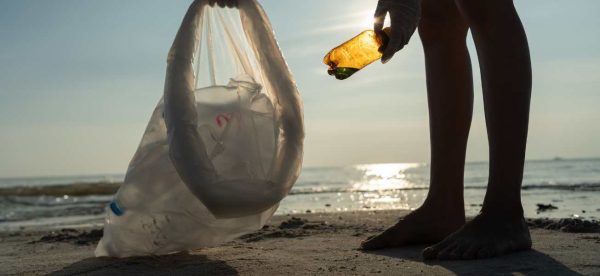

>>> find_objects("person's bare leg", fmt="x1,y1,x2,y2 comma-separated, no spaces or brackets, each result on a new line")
423,0,532,260
361,0,472,250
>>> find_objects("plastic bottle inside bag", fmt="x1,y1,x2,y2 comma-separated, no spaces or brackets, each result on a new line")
323,27,391,80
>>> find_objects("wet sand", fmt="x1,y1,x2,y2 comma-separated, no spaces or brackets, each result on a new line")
1,210,599,275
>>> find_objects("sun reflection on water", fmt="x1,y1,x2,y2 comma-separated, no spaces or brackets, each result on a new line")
347,163,426,211
278,163,430,215
352,163,421,192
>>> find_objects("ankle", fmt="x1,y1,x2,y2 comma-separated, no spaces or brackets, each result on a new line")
419,199,465,220
482,182,525,218
480,204,524,219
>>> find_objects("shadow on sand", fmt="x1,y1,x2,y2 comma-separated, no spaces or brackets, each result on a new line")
46,251,238,276
366,246,579,275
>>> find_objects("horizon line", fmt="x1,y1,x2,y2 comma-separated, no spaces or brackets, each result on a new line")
1,156,599,180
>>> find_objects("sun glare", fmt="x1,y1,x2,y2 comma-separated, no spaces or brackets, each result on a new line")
361,12,375,29
352,163,420,191
307,6,390,36
358,10,390,30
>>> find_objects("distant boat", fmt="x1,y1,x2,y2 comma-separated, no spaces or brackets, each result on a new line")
553,156,564,161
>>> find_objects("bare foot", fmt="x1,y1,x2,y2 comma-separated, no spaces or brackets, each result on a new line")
422,212,532,260
360,204,465,250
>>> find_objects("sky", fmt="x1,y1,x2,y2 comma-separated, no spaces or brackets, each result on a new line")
0,0,599,177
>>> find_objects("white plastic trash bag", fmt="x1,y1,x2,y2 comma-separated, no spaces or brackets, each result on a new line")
95,0,304,257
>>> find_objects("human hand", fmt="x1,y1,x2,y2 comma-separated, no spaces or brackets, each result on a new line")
208,0,237,8
374,0,421,63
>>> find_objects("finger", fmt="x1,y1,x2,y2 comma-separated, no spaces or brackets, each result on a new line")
381,35,404,64
373,4,387,32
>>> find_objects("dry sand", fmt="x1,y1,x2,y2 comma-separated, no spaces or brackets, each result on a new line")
1,210,599,275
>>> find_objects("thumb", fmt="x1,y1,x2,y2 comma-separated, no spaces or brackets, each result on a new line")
373,5,387,32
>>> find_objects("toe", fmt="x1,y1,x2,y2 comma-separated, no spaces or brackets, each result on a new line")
422,246,438,260
422,234,455,260
436,243,459,260
476,246,496,259
423,241,449,260
496,239,515,255
360,228,395,250
461,245,481,260
448,243,469,260
360,235,384,250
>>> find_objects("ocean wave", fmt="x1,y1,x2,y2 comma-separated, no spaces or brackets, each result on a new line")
521,183,600,191
0,182,120,197
288,182,600,195
0,181,599,197
1,196,110,207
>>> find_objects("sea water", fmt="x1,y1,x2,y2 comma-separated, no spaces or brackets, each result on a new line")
1,158,599,231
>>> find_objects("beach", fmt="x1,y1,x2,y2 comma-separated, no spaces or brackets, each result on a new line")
1,210,599,275
1,160,600,275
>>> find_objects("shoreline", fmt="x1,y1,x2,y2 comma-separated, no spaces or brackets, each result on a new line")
1,210,599,275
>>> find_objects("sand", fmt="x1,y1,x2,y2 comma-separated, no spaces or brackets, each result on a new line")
1,210,599,275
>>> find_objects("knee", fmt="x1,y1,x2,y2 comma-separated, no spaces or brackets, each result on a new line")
453,0,517,29
418,14,468,50
418,0,468,49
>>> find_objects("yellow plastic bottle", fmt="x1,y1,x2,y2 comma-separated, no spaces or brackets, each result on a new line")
324,27,391,80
